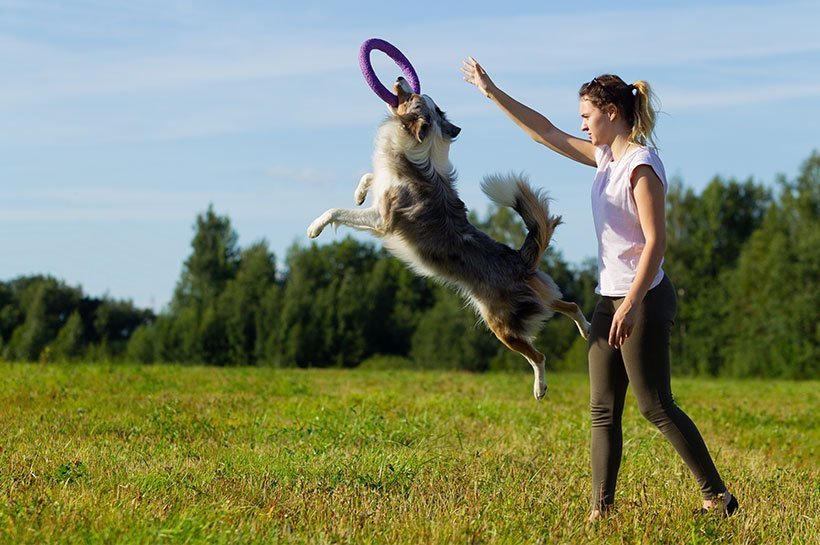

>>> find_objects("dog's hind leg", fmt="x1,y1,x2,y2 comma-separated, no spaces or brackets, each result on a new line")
551,299,591,340
307,207,382,238
497,334,548,400
354,173,374,205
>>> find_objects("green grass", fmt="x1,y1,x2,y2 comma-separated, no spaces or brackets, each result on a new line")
0,363,817,544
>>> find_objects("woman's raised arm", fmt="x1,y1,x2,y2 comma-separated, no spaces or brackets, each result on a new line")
462,57,596,167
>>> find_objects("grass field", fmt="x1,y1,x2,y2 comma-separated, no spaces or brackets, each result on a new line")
0,363,817,544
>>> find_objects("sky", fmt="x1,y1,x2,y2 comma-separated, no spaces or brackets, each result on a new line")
1,0,818,312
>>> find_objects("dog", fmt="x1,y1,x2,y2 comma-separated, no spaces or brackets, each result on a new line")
308,77,590,399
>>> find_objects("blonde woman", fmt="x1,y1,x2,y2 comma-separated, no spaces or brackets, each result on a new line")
462,57,738,521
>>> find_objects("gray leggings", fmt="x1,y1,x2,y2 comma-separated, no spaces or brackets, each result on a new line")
587,274,725,508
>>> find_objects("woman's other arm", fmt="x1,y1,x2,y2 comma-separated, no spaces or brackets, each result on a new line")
608,165,667,348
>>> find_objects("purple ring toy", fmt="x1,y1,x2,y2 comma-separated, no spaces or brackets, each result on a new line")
359,38,421,108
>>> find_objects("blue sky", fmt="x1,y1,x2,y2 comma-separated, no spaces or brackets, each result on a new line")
2,0,818,311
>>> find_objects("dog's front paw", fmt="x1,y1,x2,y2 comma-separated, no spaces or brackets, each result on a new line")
354,173,373,206
534,380,547,400
307,212,331,239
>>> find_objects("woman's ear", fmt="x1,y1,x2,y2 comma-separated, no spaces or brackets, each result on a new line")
606,104,619,121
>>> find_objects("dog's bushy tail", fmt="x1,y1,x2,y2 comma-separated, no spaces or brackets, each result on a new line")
481,173,562,270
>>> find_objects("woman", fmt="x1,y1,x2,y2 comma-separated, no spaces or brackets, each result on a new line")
461,57,738,521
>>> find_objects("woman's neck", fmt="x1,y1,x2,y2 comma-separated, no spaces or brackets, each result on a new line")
609,134,634,161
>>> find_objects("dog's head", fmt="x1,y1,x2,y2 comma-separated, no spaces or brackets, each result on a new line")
390,77,461,144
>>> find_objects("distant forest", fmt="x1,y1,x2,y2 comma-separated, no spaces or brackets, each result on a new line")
1,152,817,378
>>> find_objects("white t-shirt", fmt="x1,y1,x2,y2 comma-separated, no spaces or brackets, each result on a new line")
591,144,667,297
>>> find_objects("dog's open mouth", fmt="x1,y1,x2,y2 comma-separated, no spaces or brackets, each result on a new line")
394,77,414,104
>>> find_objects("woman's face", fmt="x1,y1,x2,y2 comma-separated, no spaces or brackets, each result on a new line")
579,97,615,146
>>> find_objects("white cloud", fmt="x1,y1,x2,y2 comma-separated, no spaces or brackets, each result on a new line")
1,0,817,148
3,1,817,106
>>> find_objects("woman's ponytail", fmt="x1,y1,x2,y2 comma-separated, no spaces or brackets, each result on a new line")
630,80,659,148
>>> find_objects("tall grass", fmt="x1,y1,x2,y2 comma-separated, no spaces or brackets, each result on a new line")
0,363,817,544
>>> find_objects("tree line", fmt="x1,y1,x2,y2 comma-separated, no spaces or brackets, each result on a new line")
0,276,153,363
1,152,817,378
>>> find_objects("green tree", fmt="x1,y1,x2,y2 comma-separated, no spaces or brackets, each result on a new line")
156,206,241,364
173,205,240,312
274,243,333,367
665,176,771,375
0,275,154,362
198,305,230,365
363,256,436,356
126,324,156,363
721,152,819,378
147,315,187,363
0,282,21,344
410,287,499,371
256,285,283,365
220,241,278,365
92,298,154,357
331,271,370,367
50,311,85,362
3,277,82,361
275,239,380,367
7,283,51,361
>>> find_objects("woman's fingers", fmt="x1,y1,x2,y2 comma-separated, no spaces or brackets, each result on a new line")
609,317,632,348
462,57,483,75
461,62,476,76
461,63,478,87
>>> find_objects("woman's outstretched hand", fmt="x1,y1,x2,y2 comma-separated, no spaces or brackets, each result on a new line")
461,56,495,98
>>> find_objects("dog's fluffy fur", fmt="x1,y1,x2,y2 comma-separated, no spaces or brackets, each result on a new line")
308,78,590,399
